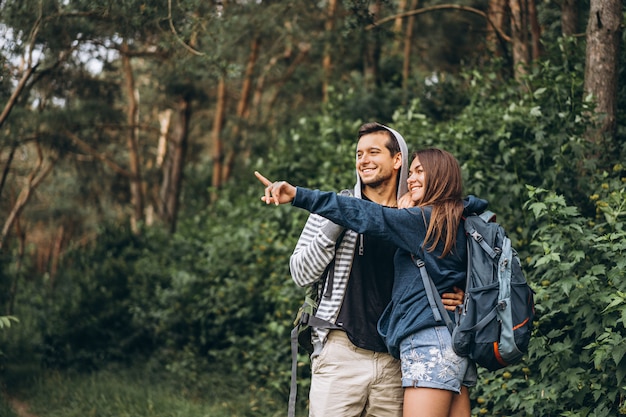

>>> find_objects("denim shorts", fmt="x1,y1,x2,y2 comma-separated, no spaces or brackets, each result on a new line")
399,326,476,393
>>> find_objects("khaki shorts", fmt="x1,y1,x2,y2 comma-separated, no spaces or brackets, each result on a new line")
308,330,403,417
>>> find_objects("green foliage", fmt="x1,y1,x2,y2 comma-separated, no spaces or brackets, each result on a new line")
34,181,310,406
40,224,170,370
0,315,19,361
0,316,19,330
147,181,322,404
259,112,359,191
387,52,602,264
471,180,626,416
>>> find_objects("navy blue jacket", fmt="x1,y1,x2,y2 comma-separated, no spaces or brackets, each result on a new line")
292,187,489,359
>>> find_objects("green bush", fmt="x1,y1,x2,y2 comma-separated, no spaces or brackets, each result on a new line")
40,224,170,369
470,176,626,416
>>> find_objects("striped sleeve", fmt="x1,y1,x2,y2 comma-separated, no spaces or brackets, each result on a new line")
289,213,339,287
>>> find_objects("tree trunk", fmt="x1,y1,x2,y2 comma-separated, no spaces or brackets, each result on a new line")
159,97,190,233
486,0,508,56
145,109,172,227
48,225,65,283
156,110,172,169
509,0,530,79
0,14,40,130
402,0,419,89
6,217,25,315
223,37,259,183
121,42,144,232
0,64,38,130
561,0,579,36
393,0,408,54
265,43,310,122
583,0,622,139
0,143,54,250
322,0,337,103
364,1,382,87
528,0,542,60
0,145,17,201
211,77,227,201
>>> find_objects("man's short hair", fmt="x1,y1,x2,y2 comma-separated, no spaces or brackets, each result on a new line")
357,122,401,156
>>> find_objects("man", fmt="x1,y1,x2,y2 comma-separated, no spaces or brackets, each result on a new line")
289,122,462,417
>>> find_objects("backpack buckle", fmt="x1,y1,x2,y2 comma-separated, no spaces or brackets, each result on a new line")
301,312,310,325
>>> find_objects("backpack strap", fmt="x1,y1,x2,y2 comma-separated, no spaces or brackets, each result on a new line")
288,324,301,417
289,315,340,417
466,226,498,259
411,254,455,334
322,258,337,299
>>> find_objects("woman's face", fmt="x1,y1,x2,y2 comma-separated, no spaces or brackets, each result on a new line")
407,156,426,203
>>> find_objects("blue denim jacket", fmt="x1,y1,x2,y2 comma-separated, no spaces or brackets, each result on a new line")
292,187,489,359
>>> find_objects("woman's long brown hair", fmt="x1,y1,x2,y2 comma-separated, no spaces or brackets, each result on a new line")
413,148,464,257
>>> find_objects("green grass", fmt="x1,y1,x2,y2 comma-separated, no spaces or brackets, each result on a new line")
2,363,300,417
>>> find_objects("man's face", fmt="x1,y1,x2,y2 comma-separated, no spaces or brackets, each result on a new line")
356,132,401,189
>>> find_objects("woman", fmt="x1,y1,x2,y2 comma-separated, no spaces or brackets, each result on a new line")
256,148,488,417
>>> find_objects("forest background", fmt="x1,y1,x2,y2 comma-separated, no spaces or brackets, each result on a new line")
0,0,625,416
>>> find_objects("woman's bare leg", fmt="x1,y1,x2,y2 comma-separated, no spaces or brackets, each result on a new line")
402,387,453,417
448,386,471,417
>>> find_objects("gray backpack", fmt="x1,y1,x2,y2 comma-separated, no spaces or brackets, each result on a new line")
415,211,535,371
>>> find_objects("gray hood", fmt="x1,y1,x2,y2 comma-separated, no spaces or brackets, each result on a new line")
353,124,409,200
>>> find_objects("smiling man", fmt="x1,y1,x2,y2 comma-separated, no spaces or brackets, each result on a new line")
288,123,463,417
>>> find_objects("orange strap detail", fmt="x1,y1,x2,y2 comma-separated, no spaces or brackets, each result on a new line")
493,342,508,367
513,317,530,331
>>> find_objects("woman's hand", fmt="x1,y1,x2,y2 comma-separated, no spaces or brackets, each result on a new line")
254,171,297,205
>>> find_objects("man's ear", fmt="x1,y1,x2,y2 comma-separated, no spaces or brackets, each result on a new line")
393,152,402,170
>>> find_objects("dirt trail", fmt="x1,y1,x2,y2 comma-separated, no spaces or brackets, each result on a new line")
7,397,38,417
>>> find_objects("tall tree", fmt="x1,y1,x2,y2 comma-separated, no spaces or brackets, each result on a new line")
486,0,509,57
393,0,409,55
223,37,260,183
322,0,337,103
583,0,622,138
510,0,530,77
402,0,419,89
120,41,145,232
210,76,226,201
561,0,579,36
364,1,382,87
158,95,191,233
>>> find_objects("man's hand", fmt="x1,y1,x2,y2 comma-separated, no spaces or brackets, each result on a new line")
397,191,415,209
441,286,464,311
254,171,297,205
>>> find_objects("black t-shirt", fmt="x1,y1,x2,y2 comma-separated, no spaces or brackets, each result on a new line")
336,210,396,352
